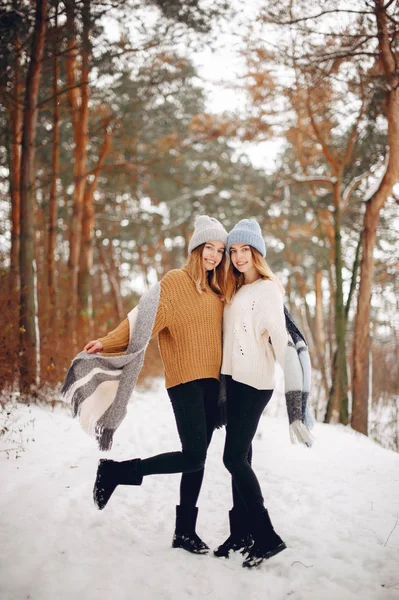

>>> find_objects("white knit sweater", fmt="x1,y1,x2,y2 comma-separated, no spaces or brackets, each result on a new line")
221,278,288,390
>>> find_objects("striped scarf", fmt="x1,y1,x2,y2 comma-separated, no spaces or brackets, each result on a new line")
61,282,160,450
283,307,314,445
62,284,314,450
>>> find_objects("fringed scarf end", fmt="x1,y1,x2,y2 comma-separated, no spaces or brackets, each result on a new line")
61,366,77,396
70,388,87,418
289,420,315,447
96,426,114,451
303,406,315,430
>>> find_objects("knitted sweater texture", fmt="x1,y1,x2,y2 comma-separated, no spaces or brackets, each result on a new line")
221,278,288,390
99,268,223,388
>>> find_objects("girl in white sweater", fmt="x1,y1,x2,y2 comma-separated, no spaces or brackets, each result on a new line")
214,219,288,569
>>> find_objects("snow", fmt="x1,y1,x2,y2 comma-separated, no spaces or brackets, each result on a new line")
1,377,399,600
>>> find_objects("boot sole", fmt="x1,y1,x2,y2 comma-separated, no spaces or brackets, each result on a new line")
214,542,253,559
172,541,209,555
93,459,116,510
264,541,287,560
243,542,287,568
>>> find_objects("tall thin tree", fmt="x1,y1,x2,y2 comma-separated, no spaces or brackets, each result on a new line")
19,0,48,393
352,0,399,435
64,0,90,344
9,1,23,294
48,0,60,326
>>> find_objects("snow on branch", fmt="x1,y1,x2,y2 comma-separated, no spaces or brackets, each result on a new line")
364,159,389,202
264,8,374,27
342,158,387,207
286,174,337,186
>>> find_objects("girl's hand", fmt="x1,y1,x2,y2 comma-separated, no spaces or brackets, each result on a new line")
84,340,104,354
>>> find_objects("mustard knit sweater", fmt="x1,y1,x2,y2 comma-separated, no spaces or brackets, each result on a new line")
98,268,223,388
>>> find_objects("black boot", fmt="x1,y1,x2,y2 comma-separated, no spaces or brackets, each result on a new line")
242,508,286,568
214,509,253,558
172,505,209,554
93,458,143,510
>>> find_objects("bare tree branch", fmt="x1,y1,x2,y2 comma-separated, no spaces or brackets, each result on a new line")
263,8,374,27
306,93,338,169
278,174,337,187
342,96,366,167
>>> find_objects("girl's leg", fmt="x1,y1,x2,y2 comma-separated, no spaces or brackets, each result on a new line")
214,377,265,558
215,447,253,555
178,378,219,507
139,379,209,476
222,377,286,567
93,380,209,511
171,379,220,554
231,444,252,512
223,377,272,513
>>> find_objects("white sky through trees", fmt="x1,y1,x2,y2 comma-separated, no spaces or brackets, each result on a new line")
102,0,284,172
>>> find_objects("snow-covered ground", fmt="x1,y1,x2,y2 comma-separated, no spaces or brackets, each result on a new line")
1,377,399,600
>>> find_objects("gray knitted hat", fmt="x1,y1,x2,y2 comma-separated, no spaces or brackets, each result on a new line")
188,215,228,254
227,219,266,257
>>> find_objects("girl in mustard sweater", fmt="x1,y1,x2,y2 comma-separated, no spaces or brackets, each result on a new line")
85,216,227,555
214,219,288,568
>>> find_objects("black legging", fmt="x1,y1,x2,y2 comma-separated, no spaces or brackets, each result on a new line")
223,376,273,514
139,378,219,507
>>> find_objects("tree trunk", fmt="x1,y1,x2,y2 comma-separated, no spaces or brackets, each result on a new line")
79,120,113,328
326,264,335,376
325,182,349,424
315,270,326,350
48,1,60,327
351,0,399,435
352,204,395,433
346,230,363,320
19,0,47,394
78,184,95,335
10,27,23,294
65,0,90,344
98,242,124,322
137,247,150,289
352,212,377,434
314,269,330,400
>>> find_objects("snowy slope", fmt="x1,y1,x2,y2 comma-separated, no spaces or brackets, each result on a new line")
1,378,398,600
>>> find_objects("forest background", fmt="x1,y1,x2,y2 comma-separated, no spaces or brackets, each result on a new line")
0,0,398,451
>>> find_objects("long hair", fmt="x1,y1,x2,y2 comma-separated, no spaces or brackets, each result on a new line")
225,247,283,304
184,244,227,298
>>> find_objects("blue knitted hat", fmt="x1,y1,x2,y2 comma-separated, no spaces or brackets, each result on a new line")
188,216,228,254
227,219,266,257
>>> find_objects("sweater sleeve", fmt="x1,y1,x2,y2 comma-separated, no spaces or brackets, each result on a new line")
98,318,129,353
151,295,169,337
151,272,174,337
256,282,288,369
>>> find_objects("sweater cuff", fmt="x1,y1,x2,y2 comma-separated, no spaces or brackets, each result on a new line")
98,318,129,353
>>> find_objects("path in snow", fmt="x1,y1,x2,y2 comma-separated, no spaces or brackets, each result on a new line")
1,378,399,600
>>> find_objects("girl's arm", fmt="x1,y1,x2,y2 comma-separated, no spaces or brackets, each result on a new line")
85,339,104,353
257,283,288,368
97,318,130,353
85,288,171,354
84,321,128,354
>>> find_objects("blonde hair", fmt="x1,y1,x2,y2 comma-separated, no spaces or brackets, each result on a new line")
184,244,227,298
225,247,283,304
